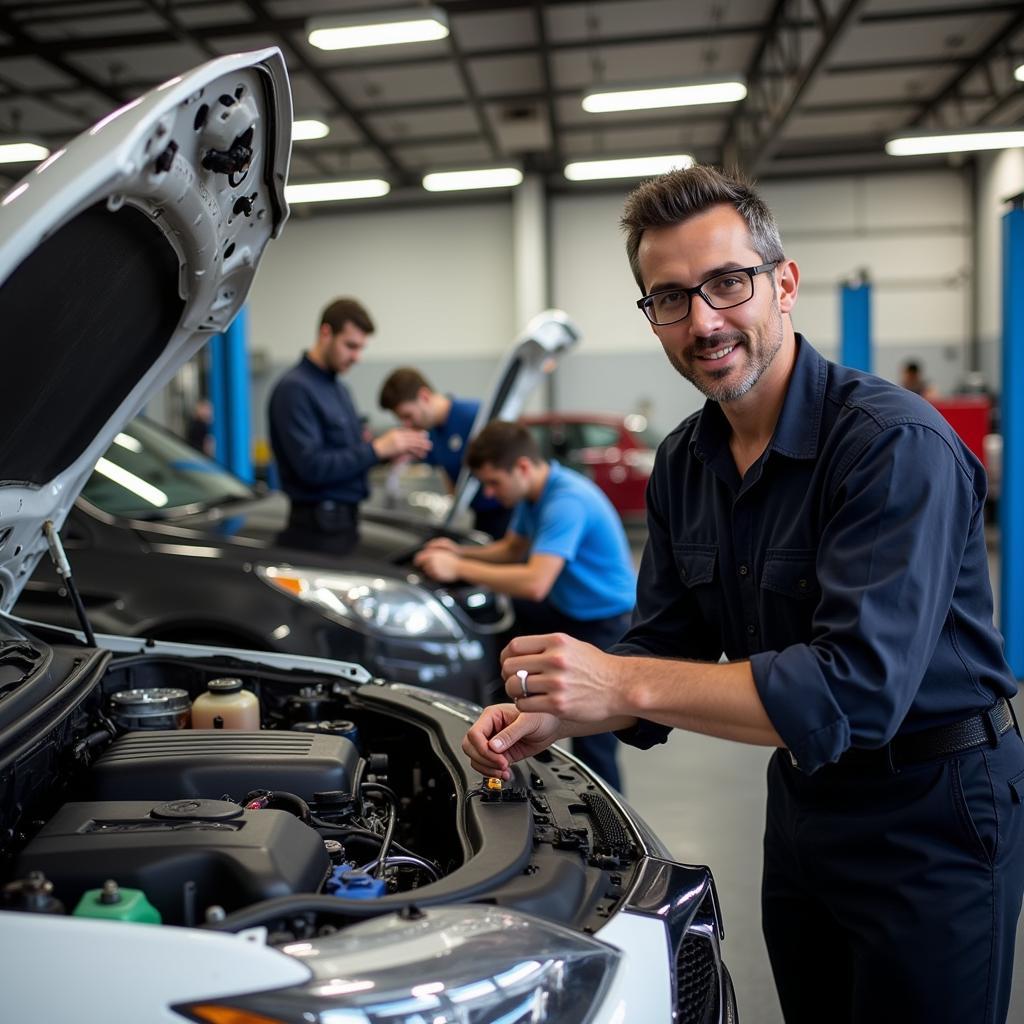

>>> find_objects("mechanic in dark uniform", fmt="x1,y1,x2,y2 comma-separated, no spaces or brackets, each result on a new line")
378,366,512,538
268,297,430,554
463,166,1024,1023
416,420,635,790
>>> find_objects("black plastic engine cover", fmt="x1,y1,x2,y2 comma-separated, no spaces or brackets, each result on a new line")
15,800,330,924
89,730,360,802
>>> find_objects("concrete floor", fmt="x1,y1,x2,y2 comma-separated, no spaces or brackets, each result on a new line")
617,535,1023,1023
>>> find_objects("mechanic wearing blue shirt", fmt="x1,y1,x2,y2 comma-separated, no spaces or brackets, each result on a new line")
377,367,511,538
268,298,430,554
415,420,635,790
463,166,1024,1023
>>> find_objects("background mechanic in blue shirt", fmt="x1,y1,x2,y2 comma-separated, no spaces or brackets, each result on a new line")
463,166,1024,1024
378,367,511,539
268,298,430,554
414,419,635,790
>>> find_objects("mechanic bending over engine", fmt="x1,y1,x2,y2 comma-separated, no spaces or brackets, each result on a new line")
378,366,511,539
414,420,636,791
463,165,1024,1024
268,297,431,555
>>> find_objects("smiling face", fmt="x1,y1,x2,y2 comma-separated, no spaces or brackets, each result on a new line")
637,204,799,406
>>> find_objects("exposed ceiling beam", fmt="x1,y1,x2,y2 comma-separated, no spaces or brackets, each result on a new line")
241,0,410,184
445,13,501,161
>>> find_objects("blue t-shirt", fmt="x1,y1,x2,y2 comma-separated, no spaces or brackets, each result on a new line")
509,462,635,620
426,397,500,513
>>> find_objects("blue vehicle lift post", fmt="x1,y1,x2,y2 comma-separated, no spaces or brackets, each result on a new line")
209,305,253,483
840,272,872,373
1001,193,1024,679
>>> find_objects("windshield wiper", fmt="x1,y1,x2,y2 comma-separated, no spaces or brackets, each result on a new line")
43,520,96,646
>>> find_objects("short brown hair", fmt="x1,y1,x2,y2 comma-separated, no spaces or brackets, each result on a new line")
467,421,542,472
319,297,374,335
379,367,432,411
620,165,785,292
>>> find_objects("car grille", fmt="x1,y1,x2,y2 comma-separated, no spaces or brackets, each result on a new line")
676,931,719,1024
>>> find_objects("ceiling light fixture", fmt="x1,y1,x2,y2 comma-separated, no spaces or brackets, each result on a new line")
422,167,523,192
292,119,329,141
885,129,1024,156
583,80,746,113
1015,63,1024,82
564,153,694,181
308,7,448,51
285,179,391,204
0,142,50,164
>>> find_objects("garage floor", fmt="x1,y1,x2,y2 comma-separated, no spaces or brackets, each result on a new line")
618,537,1023,1023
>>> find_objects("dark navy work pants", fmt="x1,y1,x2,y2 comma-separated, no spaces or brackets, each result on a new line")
509,598,631,792
762,727,1024,1023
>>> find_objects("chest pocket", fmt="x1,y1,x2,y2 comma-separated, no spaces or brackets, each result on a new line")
760,549,818,599
673,543,717,587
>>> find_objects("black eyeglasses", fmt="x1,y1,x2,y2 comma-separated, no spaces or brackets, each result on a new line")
636,262,778,325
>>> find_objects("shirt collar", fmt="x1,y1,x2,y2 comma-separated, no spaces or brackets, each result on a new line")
691,334,825,464
301,352,336,381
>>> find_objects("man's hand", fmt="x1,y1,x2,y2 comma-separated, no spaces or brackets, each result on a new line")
501,633,627,723
462,703,563,779
422,536,460,553
373,428,431,461
413,547,461,582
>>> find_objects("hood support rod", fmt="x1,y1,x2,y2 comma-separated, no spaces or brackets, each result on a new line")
43,520,96,647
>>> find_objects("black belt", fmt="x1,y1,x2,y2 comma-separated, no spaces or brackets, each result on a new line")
790,699,1017,772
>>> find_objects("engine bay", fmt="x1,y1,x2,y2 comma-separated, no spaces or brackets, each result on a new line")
0,638,651,942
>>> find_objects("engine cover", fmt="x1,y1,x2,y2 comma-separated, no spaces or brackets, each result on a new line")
89,730,361,802
15,799,330,925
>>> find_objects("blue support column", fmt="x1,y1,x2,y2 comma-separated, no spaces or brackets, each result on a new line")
209,306,253,483
1000,194,1024,679
840,274,873,373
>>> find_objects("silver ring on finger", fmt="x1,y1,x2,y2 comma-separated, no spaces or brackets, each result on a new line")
517,669,529,698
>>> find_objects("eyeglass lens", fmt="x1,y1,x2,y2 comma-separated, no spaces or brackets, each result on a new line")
646,269,755,325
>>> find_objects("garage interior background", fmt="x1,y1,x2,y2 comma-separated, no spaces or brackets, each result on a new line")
0,0,1022,442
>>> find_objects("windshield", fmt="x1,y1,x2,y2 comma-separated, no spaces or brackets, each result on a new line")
80,417,256,519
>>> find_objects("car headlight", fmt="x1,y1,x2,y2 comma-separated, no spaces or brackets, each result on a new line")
175,905,621,1024
257,566,463,640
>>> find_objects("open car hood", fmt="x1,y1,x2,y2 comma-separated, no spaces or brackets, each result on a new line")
0,49,291,613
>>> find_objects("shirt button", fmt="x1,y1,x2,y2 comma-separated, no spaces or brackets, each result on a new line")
798,578,808,590
738,564,749,576
746,623,756,635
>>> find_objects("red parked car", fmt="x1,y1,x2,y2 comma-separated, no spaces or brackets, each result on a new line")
520,413,657,522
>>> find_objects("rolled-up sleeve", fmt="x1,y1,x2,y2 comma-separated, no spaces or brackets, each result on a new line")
750,423,978,773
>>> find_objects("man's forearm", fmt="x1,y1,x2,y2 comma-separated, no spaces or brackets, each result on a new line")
452,557,548,600
618,656,784,747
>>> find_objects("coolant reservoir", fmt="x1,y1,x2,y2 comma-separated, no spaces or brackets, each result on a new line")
191,677,260,730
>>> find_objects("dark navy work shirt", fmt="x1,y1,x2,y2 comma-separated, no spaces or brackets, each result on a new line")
614,335,1015,774
268,354,378,504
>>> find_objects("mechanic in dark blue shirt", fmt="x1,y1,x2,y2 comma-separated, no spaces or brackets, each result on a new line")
417,421,635,790
378,367,511,538
463,166,1024,1023
268,298,430,554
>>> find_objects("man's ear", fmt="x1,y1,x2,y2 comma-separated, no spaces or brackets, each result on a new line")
777,260,800,314
317,323,333,346
417,386,433,403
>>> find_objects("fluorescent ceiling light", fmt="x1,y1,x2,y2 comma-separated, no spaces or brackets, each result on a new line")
0,142,49,164
285,179,391,204
308,8,448,51
1015,63,1024,82
886,129,1024,156
293,119,329,141
583,80,747,113
422,167,523,192
564,154,694,181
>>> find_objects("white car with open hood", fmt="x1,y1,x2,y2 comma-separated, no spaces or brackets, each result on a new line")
0,49,737,1024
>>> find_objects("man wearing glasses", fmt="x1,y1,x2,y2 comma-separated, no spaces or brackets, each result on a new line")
463,165,1024,1022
